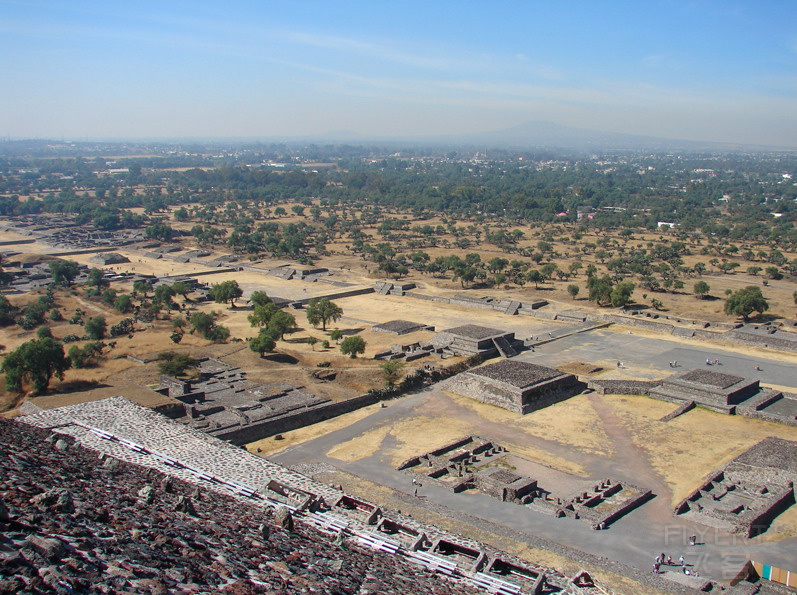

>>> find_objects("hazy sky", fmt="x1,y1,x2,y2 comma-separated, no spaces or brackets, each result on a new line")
2,0,796,146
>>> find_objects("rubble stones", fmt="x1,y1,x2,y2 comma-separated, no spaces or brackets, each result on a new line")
138,485,155,504
30,488,74,513
274,506,294,531
175,495,197,516
0,418,482,594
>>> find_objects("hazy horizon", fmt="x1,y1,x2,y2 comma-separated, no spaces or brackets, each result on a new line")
2,1,796,147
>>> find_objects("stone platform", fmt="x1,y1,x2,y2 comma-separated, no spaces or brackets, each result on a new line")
443,360,584,414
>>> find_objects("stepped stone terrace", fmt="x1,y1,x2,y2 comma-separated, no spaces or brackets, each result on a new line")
430,324,522,359
674,437,797,537
443,360,584,414
650,369,764,413
649,369,797,424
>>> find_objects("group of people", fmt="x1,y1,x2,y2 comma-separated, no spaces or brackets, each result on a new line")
653,553,696,576
705,358,721,366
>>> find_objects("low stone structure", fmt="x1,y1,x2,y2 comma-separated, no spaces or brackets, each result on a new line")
674,437,797,537
648,369,797,424
269,265,329,281
374,280,417,296
89,252,130,265
431,324,523,359
588,379,661,395
154,358,332,441
371,319,433,335
399,435,651,530
444,360,584,414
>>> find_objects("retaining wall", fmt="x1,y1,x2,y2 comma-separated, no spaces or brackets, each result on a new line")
47,247,118,257
213,393,379,445
588,380,661,395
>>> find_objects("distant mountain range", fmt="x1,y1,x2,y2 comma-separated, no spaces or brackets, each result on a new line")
302,120,778,152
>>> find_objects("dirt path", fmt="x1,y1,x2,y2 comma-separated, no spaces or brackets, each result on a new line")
586,393,674,525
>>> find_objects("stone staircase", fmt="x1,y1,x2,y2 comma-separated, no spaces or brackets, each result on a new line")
503,301,521,316
492,336,517,358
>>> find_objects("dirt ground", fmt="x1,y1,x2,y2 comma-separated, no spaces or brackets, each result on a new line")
601,394,797,506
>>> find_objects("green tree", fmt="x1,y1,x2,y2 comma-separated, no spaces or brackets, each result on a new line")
67,342,104,368
567,284,580,300
49,260,80,287
587,275,614,306
171,281,192,300
249,329,277,357
694,280,711,299
340,335,366,358
86,268,108,288
248,302,279,328
307,336,318,351
100,288,117,306
765,266,783,280
189,312,230,342
2,337,70,394
380,360,405,387
249,290,272,308
267,310,296,340
156,351,200,376
133,279,153,297
330,329,344,343
0,296,18,326
209,280,243,307
84,316,107,340
190,312,215,337
526,269,544,289
109,318,134,337
305,298,343,331
154,284,175,307
724,286,769,321
114,294,133,313
610,282,635,308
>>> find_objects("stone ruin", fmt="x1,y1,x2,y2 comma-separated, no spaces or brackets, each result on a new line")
154,357,331,441
650,369,769,413
648,369,797,424
443,360,584,415
674,437,797,537
89,252,130,266
371,319,434,335
373,280,417,296
16,397,605,594
398,436,651,530
430,324,523,359
269,265,330,281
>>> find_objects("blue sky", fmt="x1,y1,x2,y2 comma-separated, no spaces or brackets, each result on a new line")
1,1,796,145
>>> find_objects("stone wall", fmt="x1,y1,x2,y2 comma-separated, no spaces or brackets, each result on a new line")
588,379,661,395
213,393,380,444
588,312,797,354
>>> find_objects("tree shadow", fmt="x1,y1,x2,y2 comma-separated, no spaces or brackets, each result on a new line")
341,327,365,336
263,353,299,364
56,380,108,394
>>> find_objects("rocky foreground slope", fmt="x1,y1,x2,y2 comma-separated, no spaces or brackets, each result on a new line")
0,418,479,594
